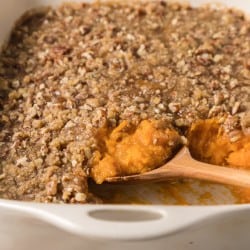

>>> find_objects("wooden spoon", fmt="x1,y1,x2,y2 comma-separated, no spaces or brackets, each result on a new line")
105,146,250,188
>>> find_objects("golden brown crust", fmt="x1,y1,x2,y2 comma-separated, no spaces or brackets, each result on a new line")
0,1,249,203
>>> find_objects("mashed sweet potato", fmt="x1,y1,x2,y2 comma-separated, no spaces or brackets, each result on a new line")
188,118,250,168
188,118,250,203
91,120,182,184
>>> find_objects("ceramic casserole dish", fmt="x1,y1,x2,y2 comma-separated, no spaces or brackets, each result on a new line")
0,0,250,250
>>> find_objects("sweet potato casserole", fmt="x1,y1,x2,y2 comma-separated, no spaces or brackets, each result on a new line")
0,1,249,204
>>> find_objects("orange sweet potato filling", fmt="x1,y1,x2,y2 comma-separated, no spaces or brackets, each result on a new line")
91,117,250,204
188,118,250,203
91,120,182,184
188,118,250,168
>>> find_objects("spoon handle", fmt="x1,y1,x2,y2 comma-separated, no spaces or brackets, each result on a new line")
106,147,250,188
156,147,250,188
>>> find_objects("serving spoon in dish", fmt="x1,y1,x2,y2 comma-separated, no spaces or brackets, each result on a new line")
106,146,250,188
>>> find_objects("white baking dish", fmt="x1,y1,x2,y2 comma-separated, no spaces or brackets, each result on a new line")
0,1,250,250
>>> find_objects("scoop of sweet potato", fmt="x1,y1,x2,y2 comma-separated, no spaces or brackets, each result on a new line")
188,118,250,168
91,120,182,184
188,118,250,204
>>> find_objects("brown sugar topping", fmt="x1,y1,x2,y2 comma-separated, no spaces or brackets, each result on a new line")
0,1,249,203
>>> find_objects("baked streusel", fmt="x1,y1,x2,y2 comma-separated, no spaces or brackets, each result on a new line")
0,1,249,203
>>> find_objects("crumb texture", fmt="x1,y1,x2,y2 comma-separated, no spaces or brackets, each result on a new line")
0,1,249,203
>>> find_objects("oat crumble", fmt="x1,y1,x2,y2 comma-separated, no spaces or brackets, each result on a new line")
0,1,249,203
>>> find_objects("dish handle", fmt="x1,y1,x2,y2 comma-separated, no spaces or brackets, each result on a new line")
0,200,230,240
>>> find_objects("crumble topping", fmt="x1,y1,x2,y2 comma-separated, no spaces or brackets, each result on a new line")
0,1,249,203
